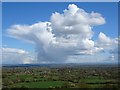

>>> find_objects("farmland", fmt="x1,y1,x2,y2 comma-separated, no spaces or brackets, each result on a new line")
2,64,119,89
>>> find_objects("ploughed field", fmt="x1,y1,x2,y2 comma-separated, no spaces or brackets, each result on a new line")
2,65,119,88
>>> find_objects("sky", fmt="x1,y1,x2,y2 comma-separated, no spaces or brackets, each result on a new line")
0,2,2,66
2,2,118,64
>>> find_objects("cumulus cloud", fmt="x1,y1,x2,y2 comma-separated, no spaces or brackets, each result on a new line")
96,32,118,53
95,32,118,62
51,4,105,39
6,4,118,63
2,48,34,64
97,32,118,47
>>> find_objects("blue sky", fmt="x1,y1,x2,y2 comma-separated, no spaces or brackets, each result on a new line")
3,2,118,49
0,2,2,48
2,2,118,64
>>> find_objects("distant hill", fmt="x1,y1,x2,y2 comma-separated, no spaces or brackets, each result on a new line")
2,63,118,68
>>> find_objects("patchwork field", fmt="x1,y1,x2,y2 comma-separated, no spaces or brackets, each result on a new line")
2,64,119,89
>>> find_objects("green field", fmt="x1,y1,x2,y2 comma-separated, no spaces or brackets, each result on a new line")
2,66,119,88
81,76,108,83
10,81,65,88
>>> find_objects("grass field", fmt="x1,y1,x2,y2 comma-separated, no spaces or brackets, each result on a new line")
10,81,65,88
81,76,107,83
2,66,119,88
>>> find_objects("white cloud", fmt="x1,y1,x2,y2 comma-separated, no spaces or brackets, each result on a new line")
97,32,113,47
5,4,118,64
95,32,118,62
2,48,28,54
96,32,118,53
2,48,34,64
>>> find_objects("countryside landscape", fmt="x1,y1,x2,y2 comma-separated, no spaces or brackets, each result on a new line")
2,2,119,89
2,64,119,89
